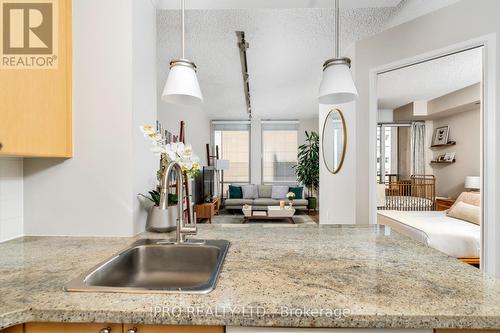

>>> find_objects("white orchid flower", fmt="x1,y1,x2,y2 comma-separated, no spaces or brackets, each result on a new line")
145,132,162,142
140,125,156,134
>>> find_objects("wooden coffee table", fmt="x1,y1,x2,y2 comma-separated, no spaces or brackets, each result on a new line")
242,206,296,224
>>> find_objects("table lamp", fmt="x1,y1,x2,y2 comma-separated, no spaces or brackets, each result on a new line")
464,176,480,191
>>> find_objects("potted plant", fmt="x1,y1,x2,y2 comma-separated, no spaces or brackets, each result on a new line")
139,190,179,232
139,125,201,232
294,131,319,211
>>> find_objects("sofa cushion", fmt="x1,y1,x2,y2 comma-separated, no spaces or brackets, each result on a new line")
228,185,242,199
258,185,272,198
289,186,303,199
271,185,289,199
253,198,279,206
241,184,258,199
224,198,254,206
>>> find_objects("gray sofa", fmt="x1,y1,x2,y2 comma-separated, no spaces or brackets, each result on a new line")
225,185,308,211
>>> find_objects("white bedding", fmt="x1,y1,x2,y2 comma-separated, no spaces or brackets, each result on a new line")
377,210,480,258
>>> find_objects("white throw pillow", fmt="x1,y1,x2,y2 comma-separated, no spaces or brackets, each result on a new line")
271,185,289,199
447,201,480,225
241,184,258,199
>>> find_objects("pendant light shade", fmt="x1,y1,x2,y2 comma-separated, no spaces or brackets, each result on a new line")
318,0,358,105
319,57,358,104
161,0,203,105
162,59,203,105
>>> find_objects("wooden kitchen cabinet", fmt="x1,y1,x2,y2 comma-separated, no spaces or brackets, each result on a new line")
1,325,24,333
0,0,72,157
123,325,224,333
24,323,122,333
15,323,223,333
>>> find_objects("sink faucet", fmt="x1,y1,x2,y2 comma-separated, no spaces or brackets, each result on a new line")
159,161,197,243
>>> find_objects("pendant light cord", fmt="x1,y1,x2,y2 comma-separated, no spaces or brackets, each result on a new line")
334,0,339,58
181,0,185,59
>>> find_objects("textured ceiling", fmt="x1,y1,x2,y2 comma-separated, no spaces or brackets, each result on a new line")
377,47,482,110
157,1,460,119
156,0,403,10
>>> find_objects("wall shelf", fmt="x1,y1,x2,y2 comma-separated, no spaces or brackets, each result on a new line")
430,159,456,164
430,142,456,148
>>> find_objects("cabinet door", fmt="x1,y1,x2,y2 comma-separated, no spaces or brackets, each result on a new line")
24,323,122,333
1,325,24,333
0,0,72,157
123,325,224,333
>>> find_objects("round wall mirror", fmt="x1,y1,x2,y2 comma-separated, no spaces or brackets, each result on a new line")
322,109,346,174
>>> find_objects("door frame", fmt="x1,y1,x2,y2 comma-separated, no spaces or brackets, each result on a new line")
368,34,497,274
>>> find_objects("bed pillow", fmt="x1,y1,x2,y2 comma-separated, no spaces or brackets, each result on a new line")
271,185,289,199
449,191,481,211
228,185,242,199
447,201,480,225
241,184,258,199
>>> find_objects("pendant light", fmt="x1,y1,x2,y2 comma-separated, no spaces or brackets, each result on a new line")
318,0,358,104
161,0,203,105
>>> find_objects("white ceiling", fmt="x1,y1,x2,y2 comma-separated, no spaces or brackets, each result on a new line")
377,47,482,110
156,0,403,10
157,1,460,119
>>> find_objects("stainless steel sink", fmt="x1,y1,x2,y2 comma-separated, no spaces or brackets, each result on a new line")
64,239,230,294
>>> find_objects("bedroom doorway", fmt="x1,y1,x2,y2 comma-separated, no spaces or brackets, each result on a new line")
372,46,483,267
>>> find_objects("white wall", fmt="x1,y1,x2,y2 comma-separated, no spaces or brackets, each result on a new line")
0,158,23,242
23,0,157,236
156,104,211,167
353,0,500,275
430,108,481,198
132,0,159,234
319,102,357,224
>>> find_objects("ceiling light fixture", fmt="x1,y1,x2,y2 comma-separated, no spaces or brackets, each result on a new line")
318,0,358,105
161,0,203,105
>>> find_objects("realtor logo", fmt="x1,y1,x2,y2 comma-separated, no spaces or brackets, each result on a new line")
1,0,58,69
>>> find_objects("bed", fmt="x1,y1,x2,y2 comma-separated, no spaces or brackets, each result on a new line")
377,210,480,262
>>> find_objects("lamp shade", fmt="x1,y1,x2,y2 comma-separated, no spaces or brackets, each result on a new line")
319,58,358,105
161,59,203,105
464,176,480,190
216,159,230,171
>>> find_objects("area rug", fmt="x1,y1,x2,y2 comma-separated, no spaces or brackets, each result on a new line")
210,213,316,225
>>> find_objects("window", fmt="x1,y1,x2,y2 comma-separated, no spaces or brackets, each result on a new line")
212,121,251,196
377,124,402,183
261,120,299,184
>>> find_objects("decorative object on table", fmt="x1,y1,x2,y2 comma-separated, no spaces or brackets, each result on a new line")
432,126,450,146
318,0,358,104
322,109,346,174
287,191,296,208
294,131,319,212
464,176,480,192
444,152,456,162
279,200,285,209
139,190,179,232
161,0,203,105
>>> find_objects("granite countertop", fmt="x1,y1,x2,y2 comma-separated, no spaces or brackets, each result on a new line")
1,224,500,329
